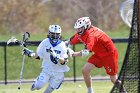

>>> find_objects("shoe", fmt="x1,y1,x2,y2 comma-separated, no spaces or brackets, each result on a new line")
31,83,36,91
115,80,127,93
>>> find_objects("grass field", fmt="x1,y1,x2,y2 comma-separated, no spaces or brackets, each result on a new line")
0,81,113,93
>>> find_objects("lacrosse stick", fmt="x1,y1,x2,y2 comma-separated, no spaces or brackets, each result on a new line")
18,32,30,90
7,32,30,48
7,32,30,90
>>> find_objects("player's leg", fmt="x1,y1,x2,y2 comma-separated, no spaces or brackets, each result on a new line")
43,72,64,93
106,65,127,93
110,75,127,93
104,50,127,93
103,50,118,83
83,55,102,93
43,84,55,93
31,71,50,91
82,62,96,93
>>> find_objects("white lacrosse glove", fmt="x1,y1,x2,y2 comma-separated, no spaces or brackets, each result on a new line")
48,47,60,64
22,47,35,57
81,49,89,57
67,47,74,57
48,47,57,58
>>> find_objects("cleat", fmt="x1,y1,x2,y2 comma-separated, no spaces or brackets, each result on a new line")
31,83,36,91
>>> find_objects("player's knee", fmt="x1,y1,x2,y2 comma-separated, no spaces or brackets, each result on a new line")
82,63,94,75
82,65,91,74
82,68,90,75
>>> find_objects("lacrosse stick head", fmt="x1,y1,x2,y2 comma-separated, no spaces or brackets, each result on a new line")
23,32,30,42
7,36,18,45
120,0,134,28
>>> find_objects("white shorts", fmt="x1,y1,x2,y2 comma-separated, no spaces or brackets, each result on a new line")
33,69,64,89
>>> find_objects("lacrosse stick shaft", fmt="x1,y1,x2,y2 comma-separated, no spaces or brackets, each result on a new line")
18,54,25,89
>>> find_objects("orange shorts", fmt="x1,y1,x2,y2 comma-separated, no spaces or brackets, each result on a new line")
88,50,118,76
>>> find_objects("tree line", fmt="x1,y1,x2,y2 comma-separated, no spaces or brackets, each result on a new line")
0,0,123,34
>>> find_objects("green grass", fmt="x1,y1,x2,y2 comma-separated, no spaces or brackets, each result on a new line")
0,43,128,80
0,81,113,93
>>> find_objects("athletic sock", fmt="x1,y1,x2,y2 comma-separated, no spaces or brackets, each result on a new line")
87,87,94,93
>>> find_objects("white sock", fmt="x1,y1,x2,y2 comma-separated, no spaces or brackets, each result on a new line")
87,87,94,93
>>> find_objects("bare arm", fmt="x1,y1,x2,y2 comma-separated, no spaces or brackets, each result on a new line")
72,49,89,57
72,51,82,56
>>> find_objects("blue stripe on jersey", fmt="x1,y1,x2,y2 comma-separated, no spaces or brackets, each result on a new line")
56,79,63,89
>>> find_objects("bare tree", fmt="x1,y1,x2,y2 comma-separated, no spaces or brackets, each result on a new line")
0,0,48,33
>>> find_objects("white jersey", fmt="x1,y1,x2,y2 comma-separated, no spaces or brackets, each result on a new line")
36,38,70,72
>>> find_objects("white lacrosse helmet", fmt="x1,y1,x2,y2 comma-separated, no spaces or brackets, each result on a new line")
74,17,91,29
48,25,61,43
74,17,91,35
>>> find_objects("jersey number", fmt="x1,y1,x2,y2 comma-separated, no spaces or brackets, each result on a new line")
50,55,58,64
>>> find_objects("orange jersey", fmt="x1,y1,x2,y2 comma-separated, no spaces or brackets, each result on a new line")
70,26,118,75
70,26,117,57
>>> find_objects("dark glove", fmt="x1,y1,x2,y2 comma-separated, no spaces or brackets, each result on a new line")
22,47,35,57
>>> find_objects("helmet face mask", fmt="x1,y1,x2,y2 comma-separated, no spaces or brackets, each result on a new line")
49,32,61,42
48,25,61,43
76,26,85,35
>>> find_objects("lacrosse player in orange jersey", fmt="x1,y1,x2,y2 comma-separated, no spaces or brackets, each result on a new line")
66,17,127,93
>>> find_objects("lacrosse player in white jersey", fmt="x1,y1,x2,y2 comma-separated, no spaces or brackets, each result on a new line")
23,25,73,93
